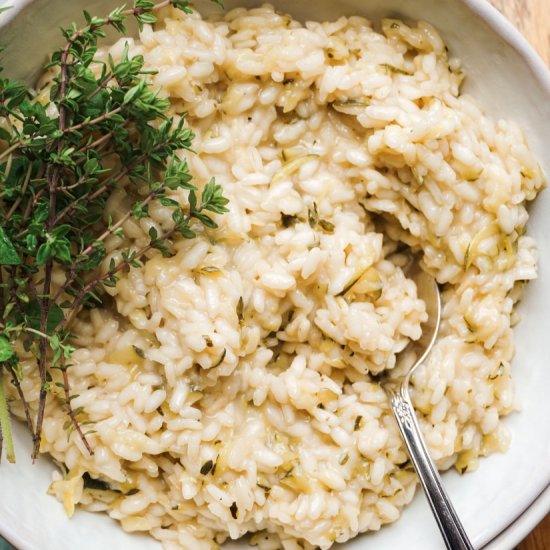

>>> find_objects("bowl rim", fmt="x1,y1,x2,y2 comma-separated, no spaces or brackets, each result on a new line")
463,0,550,93
460,0,550,543
0,0,549,549
482,481,550,549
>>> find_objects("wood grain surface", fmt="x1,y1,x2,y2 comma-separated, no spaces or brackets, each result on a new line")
517,518,550,550
488,2,549,547
489,0,550,65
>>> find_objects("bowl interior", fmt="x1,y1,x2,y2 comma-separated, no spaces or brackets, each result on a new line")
0,1,549,549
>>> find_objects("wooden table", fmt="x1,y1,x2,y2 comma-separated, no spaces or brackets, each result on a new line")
490,0,549,65
488,4,550,548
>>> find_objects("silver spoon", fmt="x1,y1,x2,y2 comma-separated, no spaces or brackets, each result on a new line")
377,260,474,550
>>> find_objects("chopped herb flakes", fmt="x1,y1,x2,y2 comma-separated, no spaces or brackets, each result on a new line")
236,297,244,322
318,219,335,234
83,472,113,491
308,203,319,228
307,203,334,234
281,213,299,227
338,453,349,466
200,460,214,475
488,363,505,380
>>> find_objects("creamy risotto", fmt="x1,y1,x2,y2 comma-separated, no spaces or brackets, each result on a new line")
6,4,545,549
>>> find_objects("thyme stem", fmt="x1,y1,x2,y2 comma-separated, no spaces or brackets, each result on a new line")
0,367,15,463
62,366,93,456
5,363,35,438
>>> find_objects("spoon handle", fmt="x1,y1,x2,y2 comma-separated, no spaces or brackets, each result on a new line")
388,385,474,550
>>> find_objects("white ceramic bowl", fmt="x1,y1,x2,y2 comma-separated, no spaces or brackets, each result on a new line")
0,1,549,549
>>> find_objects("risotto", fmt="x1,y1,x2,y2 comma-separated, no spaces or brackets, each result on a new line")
6,4,545,549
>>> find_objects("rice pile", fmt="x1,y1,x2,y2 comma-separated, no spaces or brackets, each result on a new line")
6,4,545,549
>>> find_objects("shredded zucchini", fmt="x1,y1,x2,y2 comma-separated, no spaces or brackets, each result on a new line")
464,221,517,272
464,222,499,270
280,471,314,494
380,63,413,76
281,145,307,162
271,155,319,185
338,266,383,300
195,266,223,277
212,349,226,368
332,99,369,115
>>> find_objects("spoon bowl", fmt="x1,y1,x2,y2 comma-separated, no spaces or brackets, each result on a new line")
378,260,442,391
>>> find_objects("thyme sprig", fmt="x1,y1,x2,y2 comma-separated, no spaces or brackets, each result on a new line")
0,0,227,462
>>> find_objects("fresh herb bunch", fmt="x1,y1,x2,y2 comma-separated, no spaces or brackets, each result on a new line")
0,0,228,463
